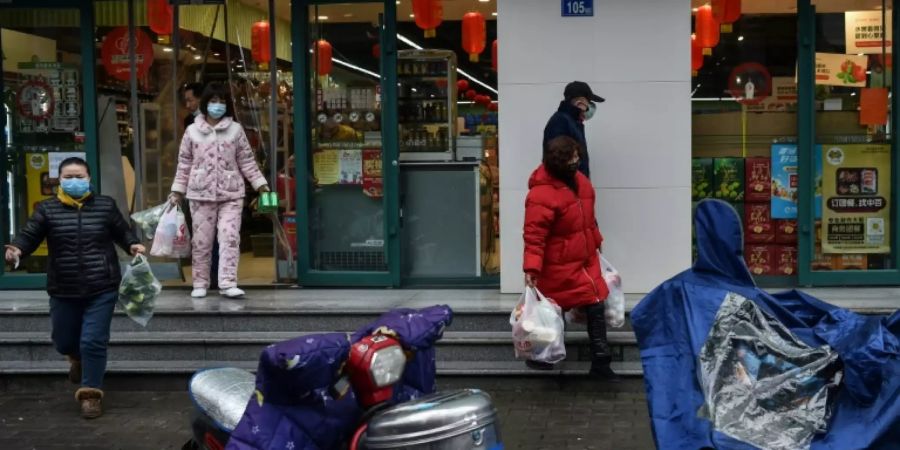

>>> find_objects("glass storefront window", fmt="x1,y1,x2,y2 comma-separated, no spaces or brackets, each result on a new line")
691,1,800,281
1,7,85,276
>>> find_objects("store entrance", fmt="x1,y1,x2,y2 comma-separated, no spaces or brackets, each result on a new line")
294,1,401,287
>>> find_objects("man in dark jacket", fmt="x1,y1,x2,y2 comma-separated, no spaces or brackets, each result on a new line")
543,81,605,179
183,82,203,130
4,157,144,419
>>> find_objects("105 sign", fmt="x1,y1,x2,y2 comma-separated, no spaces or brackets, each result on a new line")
562,0,594,17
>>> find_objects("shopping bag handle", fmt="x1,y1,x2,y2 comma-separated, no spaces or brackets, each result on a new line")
131,254,148,265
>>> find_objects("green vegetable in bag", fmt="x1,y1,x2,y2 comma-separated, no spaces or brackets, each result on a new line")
117,254,161,327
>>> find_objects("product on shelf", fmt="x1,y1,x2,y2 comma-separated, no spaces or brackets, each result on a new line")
745,157,772,203
775,220,798,244
774,246,798,276
812,245,832,271
745,245,774,276
832,253,868,271
692,158,713,200
745,203,775,244
714,158,745,202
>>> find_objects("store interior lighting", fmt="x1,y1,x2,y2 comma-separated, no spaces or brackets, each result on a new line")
397,33,498,95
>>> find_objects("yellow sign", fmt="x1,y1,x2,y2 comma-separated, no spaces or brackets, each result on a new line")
313,150,340,185
24,153,51,256
822,144,891,254
815,53,869,87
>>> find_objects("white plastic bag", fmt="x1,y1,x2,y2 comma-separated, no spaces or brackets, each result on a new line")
509,287,566,364
601,255,626,328
150,204,191,258
118,254,162,327
131,202,168,238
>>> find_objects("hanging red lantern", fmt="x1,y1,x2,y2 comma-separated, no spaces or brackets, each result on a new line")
465,89,477,100
315,40,333,76
412,0,443,38
372,43,380,59
691,34,704,76
695,5,719,56
491,39,498,72
488,102,498,112
147,0,174,44
457,79,470,92
477,95,492,106
462,12,486,62
712,0,741,33
251,21,271,69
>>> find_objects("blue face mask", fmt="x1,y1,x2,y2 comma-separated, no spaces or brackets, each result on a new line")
584,102,597,121
207,102,227,119
60,178,91,198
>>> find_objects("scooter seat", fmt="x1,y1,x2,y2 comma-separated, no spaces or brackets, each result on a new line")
188,367,256,432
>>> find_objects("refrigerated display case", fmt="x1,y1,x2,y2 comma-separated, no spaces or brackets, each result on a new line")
398,49,457,162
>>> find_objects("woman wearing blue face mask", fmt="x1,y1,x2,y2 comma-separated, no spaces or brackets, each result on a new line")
171,83,269,299
4,157,145,419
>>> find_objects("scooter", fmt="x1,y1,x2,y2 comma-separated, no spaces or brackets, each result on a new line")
183,308,502,450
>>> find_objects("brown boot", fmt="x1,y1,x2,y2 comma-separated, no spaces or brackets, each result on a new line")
66,356,81,384
75,387,104,419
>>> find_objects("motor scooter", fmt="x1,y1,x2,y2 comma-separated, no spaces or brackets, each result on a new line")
183,307,502,450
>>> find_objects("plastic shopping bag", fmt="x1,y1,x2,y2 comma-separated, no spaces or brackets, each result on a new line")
131,202,169,238
509,287,566,364
118,254,162,327
601,255,626,328
150,204,191,258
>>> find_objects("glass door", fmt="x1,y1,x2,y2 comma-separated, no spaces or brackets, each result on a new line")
293,0,400,286
799,0,900,285
0,1,96,288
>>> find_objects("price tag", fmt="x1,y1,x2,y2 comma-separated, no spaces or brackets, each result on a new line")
561,0,593,17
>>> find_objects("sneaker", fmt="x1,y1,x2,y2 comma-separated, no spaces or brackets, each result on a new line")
191,288,207,298
66,356,81,384
220,287,245,299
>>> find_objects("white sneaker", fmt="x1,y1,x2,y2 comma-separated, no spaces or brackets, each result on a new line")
220,287,245,298
191,288,207,298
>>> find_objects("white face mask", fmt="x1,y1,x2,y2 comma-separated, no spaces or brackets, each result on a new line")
584,102,597,121
207,102,227,119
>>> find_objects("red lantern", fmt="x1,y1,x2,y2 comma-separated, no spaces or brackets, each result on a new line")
147,0,173,43
462,12,486,62
712,0,741,33
491,39,498,72
412,0,443,38
695,5,719,55
315,40,333,76
457,79,470,92
691,34,704,76
488,102,498,112
477,95,491,106
465,89,477,100
372,43,380,59
251,21,271,68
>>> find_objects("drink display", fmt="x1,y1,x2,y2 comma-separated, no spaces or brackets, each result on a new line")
398,50,457,161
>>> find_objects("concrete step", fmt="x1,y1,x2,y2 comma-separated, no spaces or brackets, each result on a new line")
0,330,640,364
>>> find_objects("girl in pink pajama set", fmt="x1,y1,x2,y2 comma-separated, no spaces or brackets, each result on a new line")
170,83,269,299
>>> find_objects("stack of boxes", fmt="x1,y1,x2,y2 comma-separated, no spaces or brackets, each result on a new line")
691,156,798,277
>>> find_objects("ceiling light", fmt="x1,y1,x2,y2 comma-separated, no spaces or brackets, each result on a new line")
858,53,865,56
344,13,354,17
318,16,329,20
213,52,220,56
737,36,744,41
410,13,415,18
163,47,173,52
193,55,202,60
479,0,490,2
492,12,497,16
851,92,857,96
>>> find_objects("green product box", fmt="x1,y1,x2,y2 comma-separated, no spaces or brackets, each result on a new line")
692,158,714,200
714,158,745,203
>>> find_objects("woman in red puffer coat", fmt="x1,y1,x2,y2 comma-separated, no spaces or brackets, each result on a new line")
522,136,619,380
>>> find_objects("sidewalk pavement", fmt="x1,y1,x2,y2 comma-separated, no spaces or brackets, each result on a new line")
0,380,655,450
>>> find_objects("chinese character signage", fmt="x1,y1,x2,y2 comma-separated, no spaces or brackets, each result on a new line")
822,144,891,254
770,144,823,220
815,53,869,87
845,11,892,55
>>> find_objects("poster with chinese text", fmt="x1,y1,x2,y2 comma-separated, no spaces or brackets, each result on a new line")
24,153,51,256
313,150,339,185
822,144,891,254
362,149,383,198
815,53,869,87
770,144,823,219
845,11,892,55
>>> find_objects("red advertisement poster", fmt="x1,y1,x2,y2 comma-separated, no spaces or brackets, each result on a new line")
362,148,383,199
101,27,154,81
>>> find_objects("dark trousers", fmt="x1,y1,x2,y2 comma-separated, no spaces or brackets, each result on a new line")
50,290,118,388
585,302,612,367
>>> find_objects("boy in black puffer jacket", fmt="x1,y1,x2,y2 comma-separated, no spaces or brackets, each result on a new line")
4,157,145,419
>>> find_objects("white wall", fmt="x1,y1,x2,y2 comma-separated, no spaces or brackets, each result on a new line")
498,0,692,294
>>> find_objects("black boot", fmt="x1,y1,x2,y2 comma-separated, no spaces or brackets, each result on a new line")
585,302,622,382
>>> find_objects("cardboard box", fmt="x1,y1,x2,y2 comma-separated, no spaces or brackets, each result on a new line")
714,158,745,203
774,246,798,276
692,158,714,200
745,245,774,276
832,254,868,271
745,157,772,202
812,245,832,271
745,203,775,244
775,220,798,244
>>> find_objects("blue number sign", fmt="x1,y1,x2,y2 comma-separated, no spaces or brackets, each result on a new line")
562,0,594,17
